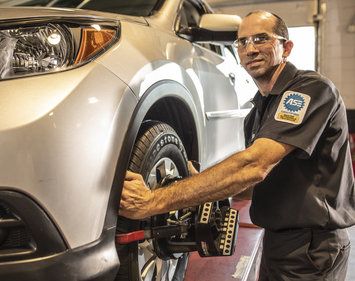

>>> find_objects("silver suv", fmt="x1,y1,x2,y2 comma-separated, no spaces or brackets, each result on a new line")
0,0,256,280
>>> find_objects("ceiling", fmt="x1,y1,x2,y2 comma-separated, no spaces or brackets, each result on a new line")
206,0,307,8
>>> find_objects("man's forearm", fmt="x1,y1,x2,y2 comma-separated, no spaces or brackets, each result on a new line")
152,150,265,215
119,138,294,219
150,137,295,215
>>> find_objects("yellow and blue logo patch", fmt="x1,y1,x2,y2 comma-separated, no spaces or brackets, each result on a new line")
274,91,311,125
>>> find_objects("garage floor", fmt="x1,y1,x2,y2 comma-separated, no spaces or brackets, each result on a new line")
184,201,355,281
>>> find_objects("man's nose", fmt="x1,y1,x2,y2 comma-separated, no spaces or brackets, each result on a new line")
246,42,259,56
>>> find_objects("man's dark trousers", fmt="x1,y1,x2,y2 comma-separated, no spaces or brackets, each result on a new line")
258,228,350,280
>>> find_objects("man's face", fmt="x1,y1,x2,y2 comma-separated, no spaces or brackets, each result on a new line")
237,13,285,80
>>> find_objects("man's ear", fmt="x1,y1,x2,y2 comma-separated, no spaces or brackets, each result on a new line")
282,40,294,58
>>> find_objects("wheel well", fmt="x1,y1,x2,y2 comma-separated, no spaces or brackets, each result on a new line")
143,97,199,161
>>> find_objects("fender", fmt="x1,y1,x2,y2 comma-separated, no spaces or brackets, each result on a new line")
103,80,203,229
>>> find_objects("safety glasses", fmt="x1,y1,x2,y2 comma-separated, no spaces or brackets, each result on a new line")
234,33,287,49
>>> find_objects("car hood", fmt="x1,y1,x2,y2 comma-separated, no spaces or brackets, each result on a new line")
0,6,148,24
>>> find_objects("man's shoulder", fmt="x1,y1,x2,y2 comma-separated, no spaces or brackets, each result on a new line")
291,69,339,101
296,69,336,90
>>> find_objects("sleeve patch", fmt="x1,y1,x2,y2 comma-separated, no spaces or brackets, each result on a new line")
274,91,311,125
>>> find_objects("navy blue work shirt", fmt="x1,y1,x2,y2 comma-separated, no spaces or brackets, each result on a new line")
244,62,355,231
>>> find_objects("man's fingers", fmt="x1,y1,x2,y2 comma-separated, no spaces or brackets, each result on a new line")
119,200,148,220
121,182,138,200
120,169,153,220
125,170,144,181
119,198,129,209
118,205,131,218
188,161,199,175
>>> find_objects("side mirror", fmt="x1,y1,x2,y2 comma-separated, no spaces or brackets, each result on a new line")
178,14,241,44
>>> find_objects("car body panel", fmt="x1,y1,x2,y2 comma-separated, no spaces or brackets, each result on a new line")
0,6,147,24
0,61,137,247
98,14,254,169
0,0,256,267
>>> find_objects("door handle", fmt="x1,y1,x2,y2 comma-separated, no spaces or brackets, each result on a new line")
229,73,236,85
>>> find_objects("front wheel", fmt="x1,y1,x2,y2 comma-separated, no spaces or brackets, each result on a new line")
116,122,189,281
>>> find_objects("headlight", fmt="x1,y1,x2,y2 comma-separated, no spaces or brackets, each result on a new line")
0,19,120,80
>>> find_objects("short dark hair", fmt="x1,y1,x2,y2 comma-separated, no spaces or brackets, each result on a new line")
245,10,289,40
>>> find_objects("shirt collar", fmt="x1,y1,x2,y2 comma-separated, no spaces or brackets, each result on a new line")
251,62,298,106
251,91,270,112
269,62,298,96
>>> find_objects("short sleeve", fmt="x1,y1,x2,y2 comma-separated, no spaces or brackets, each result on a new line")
256,77,338,157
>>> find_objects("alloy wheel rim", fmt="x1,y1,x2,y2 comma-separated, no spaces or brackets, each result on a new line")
139,157,181,281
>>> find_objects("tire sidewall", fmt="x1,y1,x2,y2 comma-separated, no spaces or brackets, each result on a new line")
140,131,188,181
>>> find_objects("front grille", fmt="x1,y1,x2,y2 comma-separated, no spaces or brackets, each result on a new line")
0,191,67,262
1,227,32,249
0,202,35,256
0,203,12,218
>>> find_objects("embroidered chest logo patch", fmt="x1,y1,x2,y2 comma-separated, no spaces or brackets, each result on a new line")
275,91,311,125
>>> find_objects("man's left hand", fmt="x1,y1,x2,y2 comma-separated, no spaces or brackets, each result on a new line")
119,171,154,220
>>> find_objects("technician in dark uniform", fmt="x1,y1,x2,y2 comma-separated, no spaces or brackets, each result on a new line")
244,49,354,280
120,10,355,280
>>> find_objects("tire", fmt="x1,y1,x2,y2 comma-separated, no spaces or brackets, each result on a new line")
116,122,189,281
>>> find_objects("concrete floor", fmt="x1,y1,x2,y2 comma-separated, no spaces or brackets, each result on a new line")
346,225,355,281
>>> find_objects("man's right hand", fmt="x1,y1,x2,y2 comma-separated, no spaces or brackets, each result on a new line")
119,171,155,220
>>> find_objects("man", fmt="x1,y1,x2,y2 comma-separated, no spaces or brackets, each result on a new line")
120,10,355,280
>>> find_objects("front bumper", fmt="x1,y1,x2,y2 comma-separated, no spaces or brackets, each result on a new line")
0,190,119,280
0,230,119,281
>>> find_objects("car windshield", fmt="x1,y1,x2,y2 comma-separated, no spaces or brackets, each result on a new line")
14,0,163,16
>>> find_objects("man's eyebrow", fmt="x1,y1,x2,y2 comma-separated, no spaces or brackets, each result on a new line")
253,33,269,37
238,32,269,39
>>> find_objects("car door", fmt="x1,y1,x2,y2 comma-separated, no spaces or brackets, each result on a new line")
223,45,257,109
177,0,254,168
220,44,257,142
